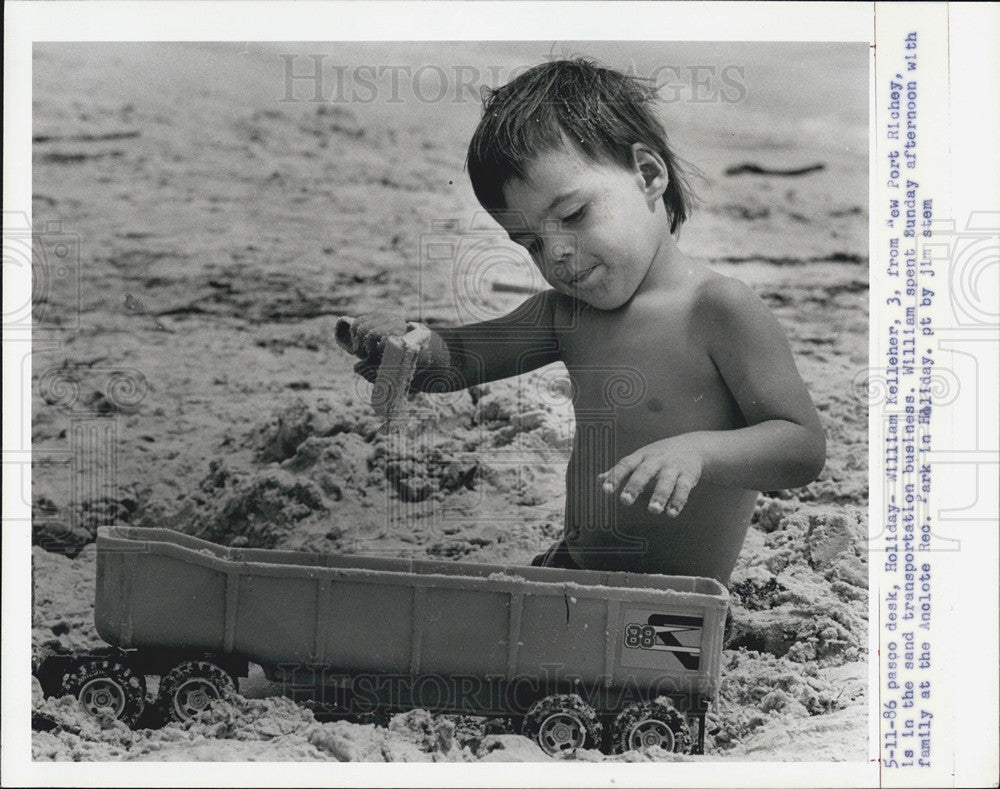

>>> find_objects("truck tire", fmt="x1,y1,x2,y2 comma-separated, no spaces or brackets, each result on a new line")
158,660,236,723
522,694,603,756
61,659,147,728
611,698,693,754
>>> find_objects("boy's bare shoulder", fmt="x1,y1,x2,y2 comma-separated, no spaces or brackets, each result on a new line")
691,271,765,320
684,270,775,347
692,269,756,305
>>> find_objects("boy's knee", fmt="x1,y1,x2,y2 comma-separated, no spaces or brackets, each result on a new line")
530,539,580,570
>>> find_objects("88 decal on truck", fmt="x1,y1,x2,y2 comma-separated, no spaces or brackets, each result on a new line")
620,610,705,671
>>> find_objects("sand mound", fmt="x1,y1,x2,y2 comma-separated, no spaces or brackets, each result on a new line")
32,545,101,654
707,651,864,751
199,469,328,548
728,501,867,664
32,689,553,762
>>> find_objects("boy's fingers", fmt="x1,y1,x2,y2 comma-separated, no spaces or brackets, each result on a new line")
648,469,680,514
600,454,643,494
665,473,697,516
353,358,380,382
353,316,372,343
363,331,382,358
619,459,658,505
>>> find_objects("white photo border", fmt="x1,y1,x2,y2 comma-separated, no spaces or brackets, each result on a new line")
4,2,997,787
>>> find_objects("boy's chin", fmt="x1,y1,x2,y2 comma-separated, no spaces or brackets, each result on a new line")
569,288,632,310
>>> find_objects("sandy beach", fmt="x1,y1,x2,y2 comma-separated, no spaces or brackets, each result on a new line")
30,41,869,762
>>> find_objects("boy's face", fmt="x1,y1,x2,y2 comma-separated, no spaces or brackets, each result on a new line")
498,145,667,310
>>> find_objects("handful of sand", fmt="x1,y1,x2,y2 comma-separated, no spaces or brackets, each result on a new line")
336,316,432,433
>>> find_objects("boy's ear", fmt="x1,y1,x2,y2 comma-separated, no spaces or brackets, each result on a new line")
631,143,669,205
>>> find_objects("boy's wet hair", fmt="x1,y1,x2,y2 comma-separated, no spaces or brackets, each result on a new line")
467,58,694,233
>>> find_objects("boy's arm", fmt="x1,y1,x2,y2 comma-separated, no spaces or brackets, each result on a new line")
351,289,564,392
601,277,826,516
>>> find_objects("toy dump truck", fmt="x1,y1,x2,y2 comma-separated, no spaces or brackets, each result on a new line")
35,525,728,756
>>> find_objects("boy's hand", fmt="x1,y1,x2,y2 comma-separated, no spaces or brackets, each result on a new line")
336,313,408,381
598,435,704,517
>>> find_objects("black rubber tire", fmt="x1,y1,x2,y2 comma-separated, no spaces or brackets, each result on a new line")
352,702,393,727
611,698,693,754
521,693,603,756
61,658,147,728
158,660,236,723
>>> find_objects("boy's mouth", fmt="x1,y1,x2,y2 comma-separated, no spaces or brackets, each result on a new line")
566,264,600,288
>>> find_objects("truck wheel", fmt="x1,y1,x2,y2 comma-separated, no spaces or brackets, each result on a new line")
158,661,236,723
355,708,392,727
612,699,693,754
522,694,602,756
61,659,147,728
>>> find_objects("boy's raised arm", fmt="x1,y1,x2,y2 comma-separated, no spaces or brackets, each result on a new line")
347,289,563,393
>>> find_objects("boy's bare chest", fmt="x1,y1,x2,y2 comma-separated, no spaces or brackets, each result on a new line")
556,306,737,433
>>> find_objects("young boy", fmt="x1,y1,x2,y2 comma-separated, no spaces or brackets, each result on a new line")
343,59,825,585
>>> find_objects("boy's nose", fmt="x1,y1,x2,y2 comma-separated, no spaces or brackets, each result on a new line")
540,239,572,267
549,241,572,260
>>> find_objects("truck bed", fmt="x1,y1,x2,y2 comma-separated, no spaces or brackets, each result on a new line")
95,526,728,705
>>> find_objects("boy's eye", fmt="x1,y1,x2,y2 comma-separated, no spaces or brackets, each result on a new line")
510,235,541,256
561,205,587,225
